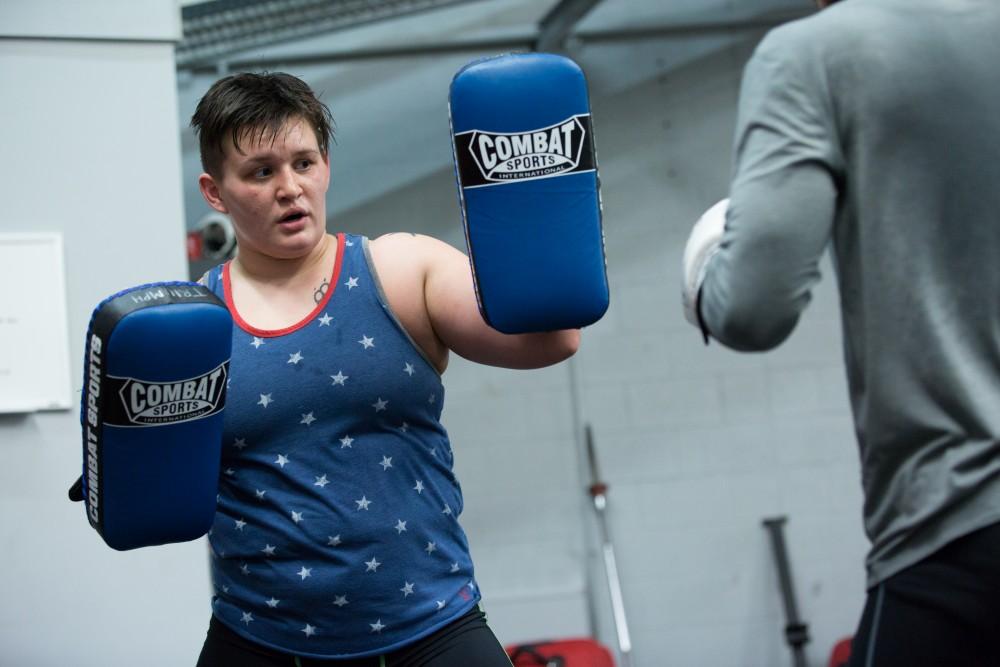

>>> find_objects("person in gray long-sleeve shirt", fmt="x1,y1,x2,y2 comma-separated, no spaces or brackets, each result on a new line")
681,0,1000,664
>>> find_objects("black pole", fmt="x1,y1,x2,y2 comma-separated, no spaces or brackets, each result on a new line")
762,516,810,667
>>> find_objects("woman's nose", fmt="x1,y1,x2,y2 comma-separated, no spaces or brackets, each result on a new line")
276,167,303,200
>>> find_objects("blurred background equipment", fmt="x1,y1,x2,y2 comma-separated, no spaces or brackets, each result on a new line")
763,516,810,667
188,212,236,280
586,424,633,667
189,212,236,262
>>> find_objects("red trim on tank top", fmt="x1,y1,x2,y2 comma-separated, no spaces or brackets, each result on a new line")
223,232,346,338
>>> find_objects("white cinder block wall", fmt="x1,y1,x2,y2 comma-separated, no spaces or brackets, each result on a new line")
336,37,869,667
0,2,212,666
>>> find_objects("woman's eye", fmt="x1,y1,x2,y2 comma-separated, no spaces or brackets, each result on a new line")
253,166,272,179
296,159,312,170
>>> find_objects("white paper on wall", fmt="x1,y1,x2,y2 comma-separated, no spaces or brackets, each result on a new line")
0,233,73,412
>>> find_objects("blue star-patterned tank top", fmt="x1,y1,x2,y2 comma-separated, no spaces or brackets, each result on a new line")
204,233,479,658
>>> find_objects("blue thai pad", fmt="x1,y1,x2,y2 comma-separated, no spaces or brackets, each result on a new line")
449,52,609,333
71,282,232,550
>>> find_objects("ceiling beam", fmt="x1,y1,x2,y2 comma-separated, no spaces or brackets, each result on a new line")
579,11,811,43
534,0,604,53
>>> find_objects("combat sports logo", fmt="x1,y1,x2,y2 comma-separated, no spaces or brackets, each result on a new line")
454,114,596,188
105,362,229,427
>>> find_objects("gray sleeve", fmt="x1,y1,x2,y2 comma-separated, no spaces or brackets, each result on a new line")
700,29,843,351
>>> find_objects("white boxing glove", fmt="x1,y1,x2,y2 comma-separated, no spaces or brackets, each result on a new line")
681,198,728,329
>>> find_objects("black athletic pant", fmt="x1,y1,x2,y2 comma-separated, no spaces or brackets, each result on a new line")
196,607,514,667
848,521,1000,667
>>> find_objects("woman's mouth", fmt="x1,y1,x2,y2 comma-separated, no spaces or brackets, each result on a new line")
279,210,307,224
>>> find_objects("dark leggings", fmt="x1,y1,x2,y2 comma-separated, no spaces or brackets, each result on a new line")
196,607,513,667
847,520,1000,667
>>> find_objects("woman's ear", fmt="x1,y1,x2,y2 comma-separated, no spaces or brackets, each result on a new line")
198,173,229,214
